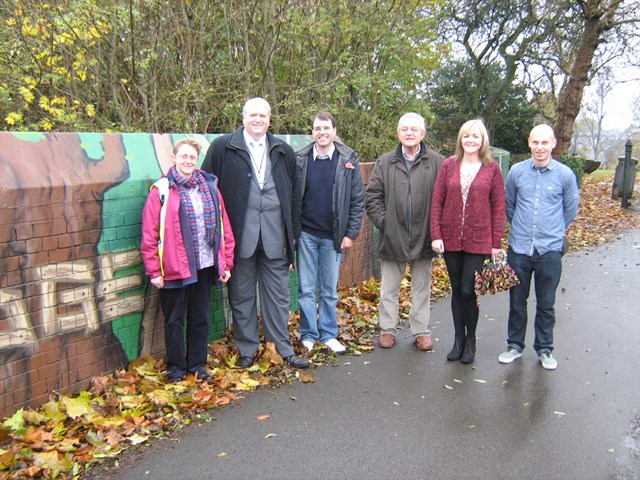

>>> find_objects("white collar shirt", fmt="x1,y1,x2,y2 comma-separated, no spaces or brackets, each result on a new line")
243,130,268,188
313,143,335,161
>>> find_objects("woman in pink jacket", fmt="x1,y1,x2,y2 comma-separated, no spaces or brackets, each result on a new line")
141,138,235,382
431,120,505,364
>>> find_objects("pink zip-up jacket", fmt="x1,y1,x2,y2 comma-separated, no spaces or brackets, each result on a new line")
141,172,235,282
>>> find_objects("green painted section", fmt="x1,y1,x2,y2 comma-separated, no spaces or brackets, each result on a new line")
94,133,312,360
11,132,45,142
111,314,142,361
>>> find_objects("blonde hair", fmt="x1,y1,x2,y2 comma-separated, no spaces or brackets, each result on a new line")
173,138,201,155
454,119,492,165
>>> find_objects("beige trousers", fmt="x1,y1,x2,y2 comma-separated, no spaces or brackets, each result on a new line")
378,258,433,336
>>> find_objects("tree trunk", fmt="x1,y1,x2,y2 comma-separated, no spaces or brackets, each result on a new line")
553,0,619,156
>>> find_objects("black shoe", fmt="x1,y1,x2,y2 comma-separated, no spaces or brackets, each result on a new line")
284,355,311,369
166,369,186,383
447,336,465,361
192,367,212,382
460,337,476,364
237,356,254,368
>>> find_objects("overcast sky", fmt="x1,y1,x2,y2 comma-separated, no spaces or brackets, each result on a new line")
596,67,639,131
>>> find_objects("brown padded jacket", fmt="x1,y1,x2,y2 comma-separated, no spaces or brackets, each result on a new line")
365,142,444,262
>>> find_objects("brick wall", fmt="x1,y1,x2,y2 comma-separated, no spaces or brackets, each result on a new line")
0,132,380,417
336,162,379,286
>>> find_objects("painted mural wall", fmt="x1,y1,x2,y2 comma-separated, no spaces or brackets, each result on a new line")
0,132,378,417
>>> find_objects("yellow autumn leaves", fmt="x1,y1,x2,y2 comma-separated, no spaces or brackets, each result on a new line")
3,6,108,130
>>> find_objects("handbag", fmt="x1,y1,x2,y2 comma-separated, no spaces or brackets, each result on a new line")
474,254,520,296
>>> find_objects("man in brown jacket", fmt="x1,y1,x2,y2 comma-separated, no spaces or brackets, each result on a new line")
365,112,444,350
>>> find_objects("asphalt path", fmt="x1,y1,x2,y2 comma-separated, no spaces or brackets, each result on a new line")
106,229,640,480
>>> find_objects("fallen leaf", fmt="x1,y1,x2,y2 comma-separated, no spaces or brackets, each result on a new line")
3,408,25,433
444,385,454,390
256,414,270,421
218,451,228,457
264,433,277,439
127,434,149,445
473,379,487,383
298,371,316,383
61,392,95,419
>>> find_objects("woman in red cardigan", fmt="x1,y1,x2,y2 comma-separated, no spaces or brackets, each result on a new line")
430,120,505,364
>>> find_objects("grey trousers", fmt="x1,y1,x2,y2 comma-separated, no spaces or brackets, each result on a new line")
378,258,433,336
227,249,295,358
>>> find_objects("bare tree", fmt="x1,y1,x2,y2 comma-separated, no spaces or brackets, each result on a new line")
552,0,630,155
572,69,613,160
441,0,640,157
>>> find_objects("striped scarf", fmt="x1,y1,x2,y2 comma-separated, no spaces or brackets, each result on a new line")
167,166,216,265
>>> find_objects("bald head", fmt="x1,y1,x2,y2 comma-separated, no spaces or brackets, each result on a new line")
528,124,557,166
529,124,555,140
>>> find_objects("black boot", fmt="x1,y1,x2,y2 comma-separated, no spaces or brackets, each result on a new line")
460,337,476,364
447,336,465,361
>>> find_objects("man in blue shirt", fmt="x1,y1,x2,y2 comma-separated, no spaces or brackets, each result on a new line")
498,124,579,370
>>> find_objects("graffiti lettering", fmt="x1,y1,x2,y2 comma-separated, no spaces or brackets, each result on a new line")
0,250,145,351
0,288,36,349
99,250,145,321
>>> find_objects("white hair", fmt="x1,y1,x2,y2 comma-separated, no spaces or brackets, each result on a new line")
397,112,426,132
243,97,271,116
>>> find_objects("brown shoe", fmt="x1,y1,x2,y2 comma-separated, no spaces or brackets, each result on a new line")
378,333,395,348
415,335,433,351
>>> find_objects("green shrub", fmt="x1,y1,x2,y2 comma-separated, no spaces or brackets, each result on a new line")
560,155,586,188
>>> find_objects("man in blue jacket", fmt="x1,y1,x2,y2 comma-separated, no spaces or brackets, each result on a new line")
295,112,365,354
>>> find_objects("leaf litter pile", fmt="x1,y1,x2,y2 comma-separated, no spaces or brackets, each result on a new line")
1,172,638,479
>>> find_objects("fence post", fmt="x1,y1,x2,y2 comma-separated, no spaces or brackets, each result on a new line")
612,139,637,208
621,140,635,208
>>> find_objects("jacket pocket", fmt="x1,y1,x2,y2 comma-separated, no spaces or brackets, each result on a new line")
472,226,490,243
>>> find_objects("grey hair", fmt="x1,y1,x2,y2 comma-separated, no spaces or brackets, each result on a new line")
397,112,426,132
243,97,271,116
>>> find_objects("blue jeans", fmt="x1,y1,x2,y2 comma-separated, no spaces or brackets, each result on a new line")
297,231,342,343
507,248,562,353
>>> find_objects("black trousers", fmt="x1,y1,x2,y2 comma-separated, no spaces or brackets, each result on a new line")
159,267,215,374
443,251,486,339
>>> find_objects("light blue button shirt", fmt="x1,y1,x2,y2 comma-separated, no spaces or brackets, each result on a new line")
506,158,579,256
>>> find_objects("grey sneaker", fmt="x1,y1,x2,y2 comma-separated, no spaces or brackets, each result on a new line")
538,351,557,370
498,347,522,364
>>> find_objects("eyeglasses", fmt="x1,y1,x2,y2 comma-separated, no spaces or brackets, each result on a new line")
176,154,198,161
399,127,422,134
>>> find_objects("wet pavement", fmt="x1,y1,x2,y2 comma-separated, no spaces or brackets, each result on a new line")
108,230,640,480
